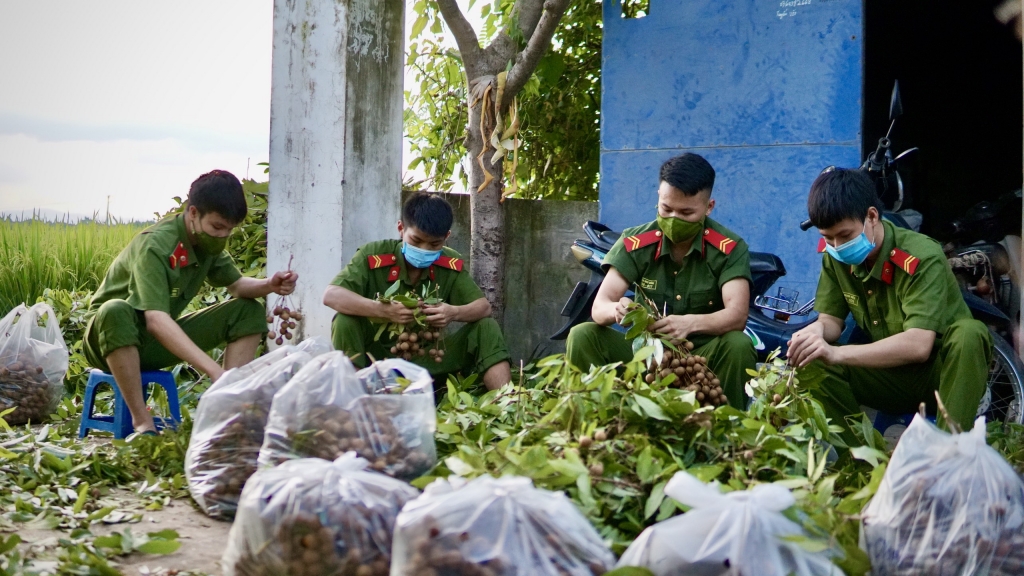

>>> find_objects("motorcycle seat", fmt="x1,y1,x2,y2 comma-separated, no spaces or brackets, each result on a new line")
750,252,785,275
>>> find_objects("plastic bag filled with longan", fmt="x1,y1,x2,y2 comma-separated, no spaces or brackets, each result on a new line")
222,452,420,576
258,354,437,481
617,471,839,576
391,475,616,576
0,303,69,425
185,340,328,519
861,415,1024,576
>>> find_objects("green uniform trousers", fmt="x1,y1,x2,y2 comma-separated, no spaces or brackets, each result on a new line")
82,298,268,372
565,322,757,409
330,313,511,375
798,318,992,442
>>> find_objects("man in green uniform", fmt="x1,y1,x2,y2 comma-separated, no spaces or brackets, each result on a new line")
566,153,756,408
324,192,511,390
788,168,992,437
83,170,298,435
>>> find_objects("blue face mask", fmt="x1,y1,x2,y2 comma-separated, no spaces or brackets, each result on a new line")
402,243,443,269
824,223,876,266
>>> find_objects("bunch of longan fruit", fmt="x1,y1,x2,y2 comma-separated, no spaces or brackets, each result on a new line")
389,329,445,364
395,519,609,576
189,400,271,518
262,400,435,481
267,300,304,346
643,342,728,408
0,357,59,425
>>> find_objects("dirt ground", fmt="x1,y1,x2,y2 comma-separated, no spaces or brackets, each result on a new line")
16,487,231,575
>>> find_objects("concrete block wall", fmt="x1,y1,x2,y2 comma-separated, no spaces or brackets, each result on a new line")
403,192,598,363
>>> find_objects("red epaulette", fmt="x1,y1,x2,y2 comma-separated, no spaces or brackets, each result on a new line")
889,247,920,275
702,228,737,255
623,229,663,252
434,255,464,272
367,254,397,269
817,238,828,254
169,242,189,270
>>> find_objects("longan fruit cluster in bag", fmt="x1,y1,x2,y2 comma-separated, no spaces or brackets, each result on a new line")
270,400,434,480
0,357,58,425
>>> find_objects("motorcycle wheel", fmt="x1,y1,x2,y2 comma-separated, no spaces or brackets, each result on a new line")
978,330,1024,425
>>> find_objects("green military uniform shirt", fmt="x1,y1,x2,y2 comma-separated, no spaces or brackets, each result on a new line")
90,214,243,316
330,240,483,305
813,220,971,341
603,217,752,346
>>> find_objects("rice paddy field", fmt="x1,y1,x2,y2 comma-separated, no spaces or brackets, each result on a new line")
0,217,145,312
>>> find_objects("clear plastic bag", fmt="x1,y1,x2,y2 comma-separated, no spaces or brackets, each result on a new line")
390,475,616,576
617,472,839,576
0,303,69,425
861,415,1024,576
185,344,324,519
258,354,437,480
222,452,419,576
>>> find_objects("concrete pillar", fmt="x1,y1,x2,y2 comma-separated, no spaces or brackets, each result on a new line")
268,0,405,340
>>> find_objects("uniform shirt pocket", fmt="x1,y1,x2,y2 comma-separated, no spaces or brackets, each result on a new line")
687,289,721,314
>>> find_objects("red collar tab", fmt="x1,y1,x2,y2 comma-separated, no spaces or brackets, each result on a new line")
428,266,436,281
623,229,663,253
368,254,398,270
387,265,400,282
817,238,828,254
881,261,895,285
169,242,189,270
889,247,920,275
434,255,464,272
703,228,737,255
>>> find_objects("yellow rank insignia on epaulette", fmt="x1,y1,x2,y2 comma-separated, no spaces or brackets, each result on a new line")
623,229,663,252
434,255,464,272
702,228,737,255
367,254,397,269
889,247,920,275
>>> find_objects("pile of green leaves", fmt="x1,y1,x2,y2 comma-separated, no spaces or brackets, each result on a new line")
0,412,193,574
429,351,883,574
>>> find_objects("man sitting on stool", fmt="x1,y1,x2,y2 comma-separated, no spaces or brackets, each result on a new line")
82,170,297,435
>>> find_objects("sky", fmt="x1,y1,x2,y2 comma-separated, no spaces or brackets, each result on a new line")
0,1,482,223
0,1,274,221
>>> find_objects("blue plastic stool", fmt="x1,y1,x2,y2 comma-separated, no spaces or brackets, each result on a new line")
78,369,181,439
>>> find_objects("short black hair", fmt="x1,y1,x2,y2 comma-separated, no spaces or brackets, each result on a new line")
402,192,453,237
187,170,247,224
659,153,716,196
807,168,882,229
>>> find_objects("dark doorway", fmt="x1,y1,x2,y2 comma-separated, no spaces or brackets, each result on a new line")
864,0,1022,240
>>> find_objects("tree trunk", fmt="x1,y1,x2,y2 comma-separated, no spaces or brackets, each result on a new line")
466,85,506,326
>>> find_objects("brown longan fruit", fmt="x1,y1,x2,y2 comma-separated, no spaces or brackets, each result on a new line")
268,331,278,340
594,430,608,442
398,332,410,342
579,436,593,449
399,342,410,352
644,373,655,384
684,341,695,351
276,337,284,345
390,346,399,355
409,333,418,343
589,463,604,476
773,393,783,403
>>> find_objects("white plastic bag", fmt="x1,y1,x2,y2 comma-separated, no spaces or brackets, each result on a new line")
0,303,69,425
861,414,1024,575
617,472,839,576
390,475,616,576
185,344,324,519
222,453,419,576
258,354,437,480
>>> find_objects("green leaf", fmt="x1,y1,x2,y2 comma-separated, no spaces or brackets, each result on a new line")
687,464,724,483
147,529,179,540
644,480,667,518
631,345,655,364
411,13,429,38
73,482,90,514
136,539,181,555
634,395,670,421
636,446,657,483
850,445,888,468
0,534,21,554
437,422,461,434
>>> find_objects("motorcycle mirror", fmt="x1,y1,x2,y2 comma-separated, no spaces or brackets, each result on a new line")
889,80,903,121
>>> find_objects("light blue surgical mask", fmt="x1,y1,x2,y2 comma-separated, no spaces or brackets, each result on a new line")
825,223,876,266
402,243,443,269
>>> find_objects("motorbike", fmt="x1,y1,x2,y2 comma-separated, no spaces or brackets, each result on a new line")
553,82,1024,427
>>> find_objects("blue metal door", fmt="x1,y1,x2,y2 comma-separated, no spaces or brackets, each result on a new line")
600,0,863,295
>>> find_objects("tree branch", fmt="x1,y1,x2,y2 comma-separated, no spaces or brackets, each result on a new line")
517,0,545,41
435,0,482,63
501,0,572,109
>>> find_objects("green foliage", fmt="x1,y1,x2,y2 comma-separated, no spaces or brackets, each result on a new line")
0,218,144,313
429,351,882,567
405,0,602,200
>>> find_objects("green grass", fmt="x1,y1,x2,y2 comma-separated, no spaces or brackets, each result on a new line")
0,217,144,312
